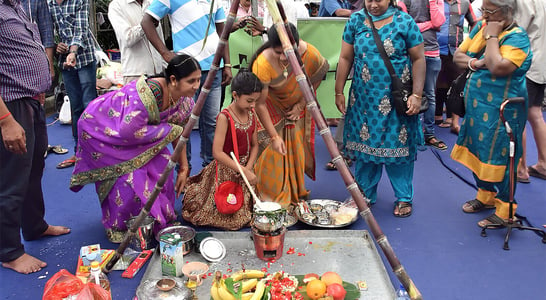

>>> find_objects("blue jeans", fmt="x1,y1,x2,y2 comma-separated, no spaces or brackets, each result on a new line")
190,70,222,167
62,62,97,151
422,56,441,138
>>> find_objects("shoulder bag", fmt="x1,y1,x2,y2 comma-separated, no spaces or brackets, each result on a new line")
214,112,244,215
364,9,428,116
446,47,485,117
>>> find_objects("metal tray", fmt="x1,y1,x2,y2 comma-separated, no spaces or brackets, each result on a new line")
140,230,395,300
296,199,358,228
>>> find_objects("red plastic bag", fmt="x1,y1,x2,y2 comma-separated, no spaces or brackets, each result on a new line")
76,282,112,300
42,269,84,300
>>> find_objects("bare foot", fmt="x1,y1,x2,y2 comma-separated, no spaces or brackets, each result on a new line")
2,253,47,274
41,225,71,237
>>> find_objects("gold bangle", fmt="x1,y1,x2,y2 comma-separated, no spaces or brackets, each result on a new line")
224,64,232,68
270,135,280,141
411,93,422,100
335,93,343,96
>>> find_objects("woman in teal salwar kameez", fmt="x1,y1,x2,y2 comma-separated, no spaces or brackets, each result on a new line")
451,0,532,228
335,0,426,217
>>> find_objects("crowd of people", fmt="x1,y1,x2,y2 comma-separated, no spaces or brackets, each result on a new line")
1,0,544,275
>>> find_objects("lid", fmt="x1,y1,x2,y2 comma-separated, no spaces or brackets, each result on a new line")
136,278,192,300
90,261,100,269
199,237,226,262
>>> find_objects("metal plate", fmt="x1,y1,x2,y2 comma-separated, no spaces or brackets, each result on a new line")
140,230,395,300
295,199,358,228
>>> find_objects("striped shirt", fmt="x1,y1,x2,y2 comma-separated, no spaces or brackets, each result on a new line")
146,0,226,71
21,0,55,48
0,0,51,102
48,0,95,69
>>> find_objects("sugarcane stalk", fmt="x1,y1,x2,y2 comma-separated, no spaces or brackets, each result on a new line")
264,0,422,298
104,0,241,273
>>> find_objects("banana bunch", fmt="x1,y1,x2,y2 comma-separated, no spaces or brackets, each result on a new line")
210,270,267,300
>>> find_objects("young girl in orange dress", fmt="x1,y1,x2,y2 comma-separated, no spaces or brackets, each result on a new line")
182,71,262,230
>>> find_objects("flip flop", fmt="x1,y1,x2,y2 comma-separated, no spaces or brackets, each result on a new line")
528,165,546,180
56,157,76,169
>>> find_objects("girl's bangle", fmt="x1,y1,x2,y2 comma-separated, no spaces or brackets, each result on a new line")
0,112,12,121
335,93,344,96
468,58,477,72
224,64,232,68
270,135,280,141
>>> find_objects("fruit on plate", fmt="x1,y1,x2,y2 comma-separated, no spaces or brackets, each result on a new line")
321,271,343,286
306,279,327,300
326,283,347,300
303,273,320,283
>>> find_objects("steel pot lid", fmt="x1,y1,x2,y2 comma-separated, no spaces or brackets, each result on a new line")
135,277,192,300
199,237,226,262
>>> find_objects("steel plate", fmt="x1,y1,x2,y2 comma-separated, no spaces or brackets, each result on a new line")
295,199,358,228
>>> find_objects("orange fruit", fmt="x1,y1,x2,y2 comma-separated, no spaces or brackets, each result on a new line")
321,271,343,286
306,279,327,299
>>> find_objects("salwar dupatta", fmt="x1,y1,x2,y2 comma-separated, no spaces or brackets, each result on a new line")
252,43,329,208
70,77,192,232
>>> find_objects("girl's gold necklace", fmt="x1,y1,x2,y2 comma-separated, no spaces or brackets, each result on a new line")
279,58,289,78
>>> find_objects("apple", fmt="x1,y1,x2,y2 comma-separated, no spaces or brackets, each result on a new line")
326,283,346,300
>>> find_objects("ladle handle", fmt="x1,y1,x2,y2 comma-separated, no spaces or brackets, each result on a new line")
229,151,262,204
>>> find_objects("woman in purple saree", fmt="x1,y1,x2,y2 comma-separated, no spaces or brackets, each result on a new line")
70,55,199,242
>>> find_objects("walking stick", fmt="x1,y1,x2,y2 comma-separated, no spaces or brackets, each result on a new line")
264,1,422,298
103,0,242,273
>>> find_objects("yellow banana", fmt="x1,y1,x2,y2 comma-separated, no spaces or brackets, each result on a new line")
241,292,255,300
218,280,238,300
249,279,266,300
210,271,223,300
241,278,258,293
231,270,265,282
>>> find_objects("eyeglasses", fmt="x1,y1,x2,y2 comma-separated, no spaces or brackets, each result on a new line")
478,6,504,15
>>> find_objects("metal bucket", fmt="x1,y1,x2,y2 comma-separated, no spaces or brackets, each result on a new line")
125,216,157,251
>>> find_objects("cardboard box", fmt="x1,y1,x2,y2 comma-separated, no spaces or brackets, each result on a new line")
76,249,115,280
79,244,102,266
159,233,184,277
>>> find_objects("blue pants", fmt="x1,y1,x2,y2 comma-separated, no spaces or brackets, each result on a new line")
422,56,442,138
61,62,97,152
0,99,49,262
190,70,222,167
354,160,414,204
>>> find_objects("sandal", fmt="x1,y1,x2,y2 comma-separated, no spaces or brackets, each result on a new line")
425,136,448,150
477,214,513,229
462,199,494,213
393,201,412,218
528,165,546,180
438,120,452,128
324,157,353,171
57,156,76,169
44,145,68,158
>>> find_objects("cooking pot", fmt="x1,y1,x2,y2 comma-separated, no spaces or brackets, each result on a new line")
155,226,196,255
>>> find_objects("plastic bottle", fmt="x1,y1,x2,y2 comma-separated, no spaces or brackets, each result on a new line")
86,261,111,295
395,284,410,300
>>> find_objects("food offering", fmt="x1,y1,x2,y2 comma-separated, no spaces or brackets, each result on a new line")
296,199,358,228
209,270,360,300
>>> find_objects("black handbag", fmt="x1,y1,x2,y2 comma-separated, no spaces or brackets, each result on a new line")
365,9,428,116
446,47,486,117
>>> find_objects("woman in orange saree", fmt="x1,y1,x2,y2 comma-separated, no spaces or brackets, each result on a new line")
250,23,329,208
